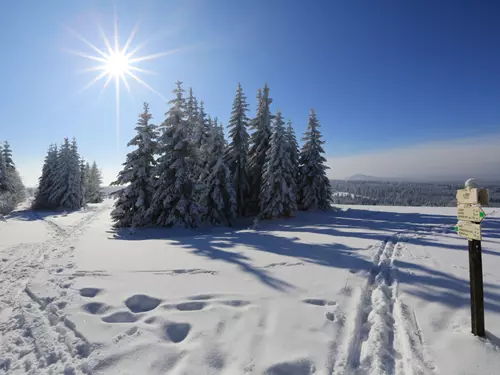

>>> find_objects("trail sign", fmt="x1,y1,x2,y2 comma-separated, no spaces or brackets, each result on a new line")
456,188,489,205
455,179,487,337
457,205,486,223
454,221,482,241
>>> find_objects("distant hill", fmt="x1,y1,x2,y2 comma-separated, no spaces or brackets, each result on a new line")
345,174,384,181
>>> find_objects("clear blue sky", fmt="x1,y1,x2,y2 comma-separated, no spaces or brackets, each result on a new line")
1,0,500,185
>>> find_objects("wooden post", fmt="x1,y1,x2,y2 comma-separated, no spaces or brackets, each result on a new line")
456,179,488,337
468,239,485,337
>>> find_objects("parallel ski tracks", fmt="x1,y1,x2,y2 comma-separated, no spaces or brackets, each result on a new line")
331,235,438,375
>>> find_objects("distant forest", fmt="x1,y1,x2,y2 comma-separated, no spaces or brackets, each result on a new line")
330,180,500,207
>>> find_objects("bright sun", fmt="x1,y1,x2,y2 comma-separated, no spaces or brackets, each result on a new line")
67,13,181,149
105,51,131,78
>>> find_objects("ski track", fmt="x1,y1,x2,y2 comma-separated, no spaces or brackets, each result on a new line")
0,204,110,375
332,235,437,375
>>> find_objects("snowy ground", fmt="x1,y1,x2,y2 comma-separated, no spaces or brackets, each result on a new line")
1,200,500,374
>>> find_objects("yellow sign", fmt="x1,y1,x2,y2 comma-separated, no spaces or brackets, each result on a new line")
457,205,486,223
454,221,482,241
457,188,479,204
456,188,489,206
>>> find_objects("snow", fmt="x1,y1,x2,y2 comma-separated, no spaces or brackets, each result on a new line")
1,200,500,374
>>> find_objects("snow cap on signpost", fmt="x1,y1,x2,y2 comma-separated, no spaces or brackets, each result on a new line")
465,178,478,190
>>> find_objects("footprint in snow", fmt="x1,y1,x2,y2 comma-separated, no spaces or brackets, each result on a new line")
80,287,103,298
125,294,161,313
302,298,336,307
101,311,138,323
162,322,191,343
82,302,111,315
219,300,251,308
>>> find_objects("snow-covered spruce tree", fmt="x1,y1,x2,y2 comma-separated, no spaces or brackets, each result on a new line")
186,87,199,140
298,108,333,210
48,139,71,207
248,84,273,213
80,159,87,207
87,161,103,203
225,82,250,216
191,101,212,182
147,81,203,228
34,144,58,209
58,138,82,210
201,121,236,226
259,110,297,219
111,102,159,228
0,142,25,214
0,143,6,192
286,120,300,196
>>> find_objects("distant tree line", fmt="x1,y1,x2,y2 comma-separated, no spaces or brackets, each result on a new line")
33,137,103,210
331,180,500,207
0,141,25,214
111,81,333,229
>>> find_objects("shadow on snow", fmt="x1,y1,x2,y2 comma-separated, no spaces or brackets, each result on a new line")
108,207,500,312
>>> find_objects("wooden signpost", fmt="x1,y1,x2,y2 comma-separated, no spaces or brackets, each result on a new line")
454,179,488,337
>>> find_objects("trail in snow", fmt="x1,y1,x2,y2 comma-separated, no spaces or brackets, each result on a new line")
332,235,437,375
0,202,112,375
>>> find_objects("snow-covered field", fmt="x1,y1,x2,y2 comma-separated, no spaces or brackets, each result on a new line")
1,199,500,374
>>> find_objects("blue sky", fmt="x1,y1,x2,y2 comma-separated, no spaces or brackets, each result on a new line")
1,0,500,185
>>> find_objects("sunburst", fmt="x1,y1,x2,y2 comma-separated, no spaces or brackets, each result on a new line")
67,13,175,149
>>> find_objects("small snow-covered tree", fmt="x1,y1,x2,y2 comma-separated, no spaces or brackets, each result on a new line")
87,161,103,203
191,101,212,182
202,121,236,226
186,87,199,140
34,144,58,209
248,84,273,213
259,110,297,219
298,108,333,210
0,142,25,214
59,138,82,210
225,83,250,216
0,144,6,193
80,159,87,207
111,102,159,228
48,138,72,207
286,120,300,196
147,81,203,228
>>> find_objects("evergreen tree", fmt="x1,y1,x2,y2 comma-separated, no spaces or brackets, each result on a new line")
298,108,333,210
61,138,82,210
2,141,14,170
260,110,297,219
286,120,300,196
80,159,87,207
49,138,81,210
0,144,6,192
0,142,25,213
87,161,103,203
48,139,71,207
248,84,273,212
191,101,212,182
201,119,236,226
111,102,159,228
84,162,91,202
186,87,199,140
147,81,203,228
34,144,58,209
225,83,250,216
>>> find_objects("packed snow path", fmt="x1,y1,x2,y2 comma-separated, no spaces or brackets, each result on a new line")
1,202,500,374
0,202,113,374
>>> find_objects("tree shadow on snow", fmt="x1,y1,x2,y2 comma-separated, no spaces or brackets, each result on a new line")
109,207,500,312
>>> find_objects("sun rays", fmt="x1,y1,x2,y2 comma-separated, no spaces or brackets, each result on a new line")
67,13,174,149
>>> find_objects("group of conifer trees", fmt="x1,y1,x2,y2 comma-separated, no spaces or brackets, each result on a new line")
33,137,103,210
0,141,25,214
112,81,332,229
